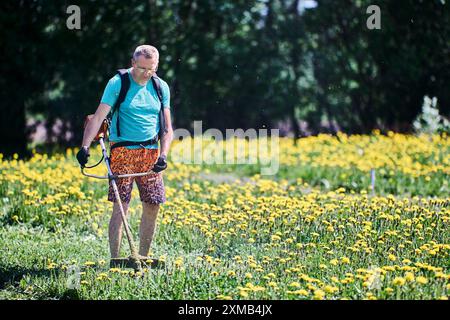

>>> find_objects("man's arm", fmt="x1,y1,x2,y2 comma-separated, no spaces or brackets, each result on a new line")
159,107,173,158
81,103,112,148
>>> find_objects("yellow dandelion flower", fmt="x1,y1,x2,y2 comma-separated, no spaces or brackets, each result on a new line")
271,235,281,241
46,262,57,270
324,285,339,294
313,289,325,300
402,259,412,265
388,254,397,262
174,258,183,267
292,289,309,296
405,272,415,282
416,276,428,284
392,277,406,286
330,259,339,266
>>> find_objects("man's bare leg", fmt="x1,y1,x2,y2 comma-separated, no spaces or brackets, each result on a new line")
109,201,130,258
139,202,160,256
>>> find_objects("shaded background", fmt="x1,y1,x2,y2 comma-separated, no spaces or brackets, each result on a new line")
0,0,449,157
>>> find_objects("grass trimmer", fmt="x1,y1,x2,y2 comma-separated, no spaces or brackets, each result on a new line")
80,115,163,272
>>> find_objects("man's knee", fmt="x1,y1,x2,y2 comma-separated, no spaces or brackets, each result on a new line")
142,202,159,213
143,202,159,207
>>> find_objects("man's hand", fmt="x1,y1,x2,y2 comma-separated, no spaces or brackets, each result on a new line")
76,146,90,168
152,155,167,173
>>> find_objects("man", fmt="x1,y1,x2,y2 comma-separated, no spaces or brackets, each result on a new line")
76,45,173,260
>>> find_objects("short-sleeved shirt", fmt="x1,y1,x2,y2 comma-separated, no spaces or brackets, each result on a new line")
100,68,170,149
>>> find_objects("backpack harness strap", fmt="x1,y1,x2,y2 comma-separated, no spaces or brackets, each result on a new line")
151,75,167,140
111,69,130,137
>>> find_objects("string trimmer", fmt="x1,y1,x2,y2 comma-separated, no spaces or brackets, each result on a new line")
80,115,163,272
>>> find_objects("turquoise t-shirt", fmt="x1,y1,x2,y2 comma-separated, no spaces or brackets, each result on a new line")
100,68,170,149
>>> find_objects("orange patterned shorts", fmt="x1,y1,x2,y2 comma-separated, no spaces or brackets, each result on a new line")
107,145,166,204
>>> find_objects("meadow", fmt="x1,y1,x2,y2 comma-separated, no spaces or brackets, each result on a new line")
0,131,449,300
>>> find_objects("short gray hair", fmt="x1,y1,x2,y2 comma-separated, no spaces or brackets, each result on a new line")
133,45,159,61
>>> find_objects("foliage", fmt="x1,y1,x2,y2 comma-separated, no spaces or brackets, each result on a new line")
413,96,450,135
0,1,449,157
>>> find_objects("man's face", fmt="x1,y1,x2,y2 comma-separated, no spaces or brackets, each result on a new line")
132,55,158,82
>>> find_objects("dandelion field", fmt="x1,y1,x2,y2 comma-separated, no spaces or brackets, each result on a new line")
0,132,449,300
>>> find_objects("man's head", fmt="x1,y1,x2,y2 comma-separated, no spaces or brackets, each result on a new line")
131,45,159,83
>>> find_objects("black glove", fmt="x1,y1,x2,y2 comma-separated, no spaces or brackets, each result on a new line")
152,155,167,173
76,146,90,168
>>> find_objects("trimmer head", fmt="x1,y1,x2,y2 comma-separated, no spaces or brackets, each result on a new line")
110,256,164,270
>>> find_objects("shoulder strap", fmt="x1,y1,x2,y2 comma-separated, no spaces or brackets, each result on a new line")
151,74,163,102
111,69,130,137
151,75,167,140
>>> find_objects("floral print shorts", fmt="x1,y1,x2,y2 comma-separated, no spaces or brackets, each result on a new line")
107,145,166,204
